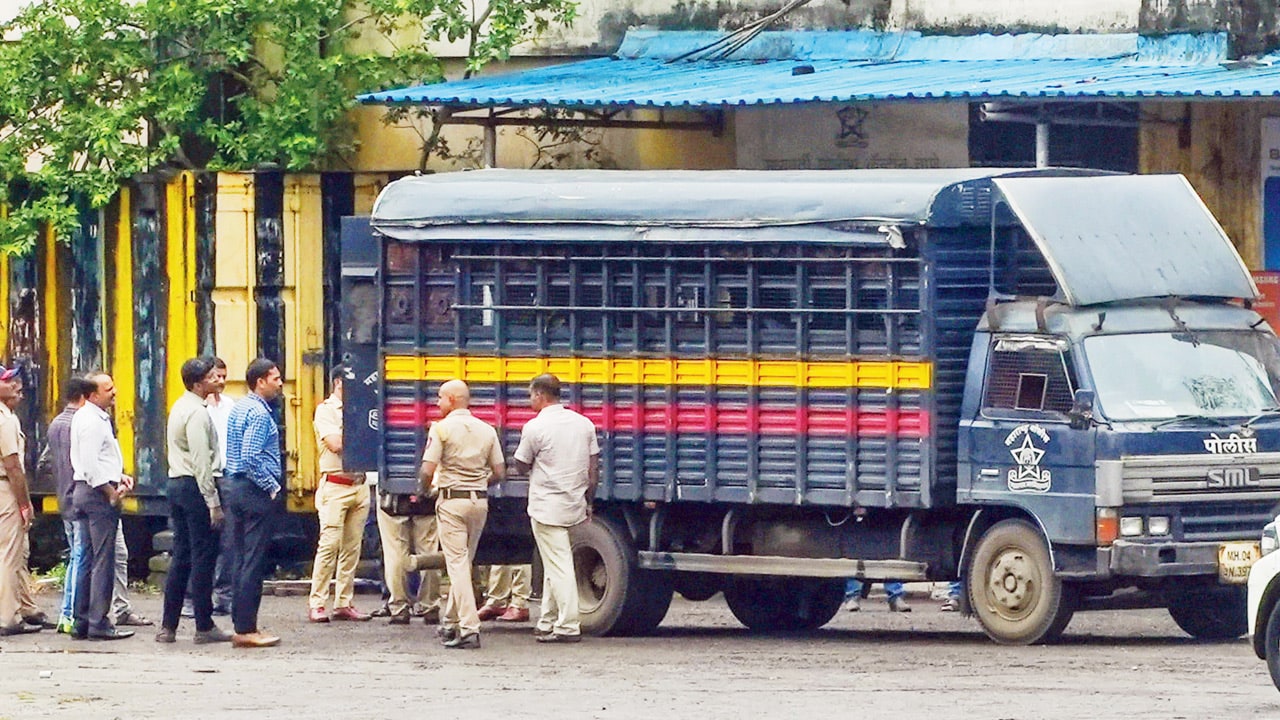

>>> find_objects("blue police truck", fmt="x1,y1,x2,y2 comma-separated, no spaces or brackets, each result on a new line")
341,168,1277,644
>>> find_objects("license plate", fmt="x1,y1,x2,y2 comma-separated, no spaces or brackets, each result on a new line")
1218,541,1261,584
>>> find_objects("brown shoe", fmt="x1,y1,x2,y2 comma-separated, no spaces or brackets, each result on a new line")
476,603,507,622
308,607,330,623
330,606,371,622
497,606,529,622
232,631,281,648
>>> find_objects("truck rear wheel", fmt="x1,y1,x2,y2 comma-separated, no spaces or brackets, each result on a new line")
572,515,673,636
723,577,844,632
968,519,1075,645
1167,586,1246,640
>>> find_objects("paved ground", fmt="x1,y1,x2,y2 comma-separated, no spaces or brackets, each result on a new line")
2,589,1278,719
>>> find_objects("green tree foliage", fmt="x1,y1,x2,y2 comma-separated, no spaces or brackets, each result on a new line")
0,0,576,253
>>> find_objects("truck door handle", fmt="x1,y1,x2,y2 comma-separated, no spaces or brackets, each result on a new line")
978,469,1000,478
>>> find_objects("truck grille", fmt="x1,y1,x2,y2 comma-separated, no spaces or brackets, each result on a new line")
1179,500,1277,542
1120,452,1280,503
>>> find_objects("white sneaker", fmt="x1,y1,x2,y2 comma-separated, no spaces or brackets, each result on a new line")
844,597,861,612
887,596,912,613
940,596,961,612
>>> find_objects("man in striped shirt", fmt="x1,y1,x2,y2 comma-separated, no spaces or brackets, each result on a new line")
222,358,284,649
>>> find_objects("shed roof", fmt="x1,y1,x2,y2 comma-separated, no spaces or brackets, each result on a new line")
359,30,1280,109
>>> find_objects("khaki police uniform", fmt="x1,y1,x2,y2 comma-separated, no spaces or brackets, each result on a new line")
375,498,446,617
0,402,27,630
423,409,503,635
308,393,371,611
483,565,531,611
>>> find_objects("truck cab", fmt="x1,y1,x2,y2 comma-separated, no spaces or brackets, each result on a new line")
958,175,1273,642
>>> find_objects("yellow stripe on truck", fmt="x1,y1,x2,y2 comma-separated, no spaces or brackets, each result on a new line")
384,355,931,390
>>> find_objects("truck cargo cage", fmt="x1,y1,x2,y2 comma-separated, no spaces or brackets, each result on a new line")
378,236,933,510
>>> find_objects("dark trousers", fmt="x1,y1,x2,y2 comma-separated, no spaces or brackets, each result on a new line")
224,476,276,634
212,507,234,609
72,482,120,633
187,477,234,611
162,476,218,632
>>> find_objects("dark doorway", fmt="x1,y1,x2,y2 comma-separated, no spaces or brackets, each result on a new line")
969,102,1139,172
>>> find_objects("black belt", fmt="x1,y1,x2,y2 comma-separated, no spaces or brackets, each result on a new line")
439,488,486,500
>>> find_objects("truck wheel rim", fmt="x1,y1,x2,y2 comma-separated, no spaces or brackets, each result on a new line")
986,548,1038,620
573,546,608,613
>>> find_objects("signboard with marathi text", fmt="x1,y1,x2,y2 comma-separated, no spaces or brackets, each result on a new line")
1252,271,1280,330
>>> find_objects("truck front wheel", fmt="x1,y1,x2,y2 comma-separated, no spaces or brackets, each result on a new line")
572,515,673,636
968,519,1076,645
1167,586,1246,640
1265,600,1280,689
723,577,844,632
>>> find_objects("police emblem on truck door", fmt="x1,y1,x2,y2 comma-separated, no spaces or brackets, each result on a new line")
1005,424,1052,493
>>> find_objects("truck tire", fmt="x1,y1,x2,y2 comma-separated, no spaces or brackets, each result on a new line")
968,519,1075,645
1167,586,1247,640
723,577,844,632
1265,600,1280,689
572,515,673,636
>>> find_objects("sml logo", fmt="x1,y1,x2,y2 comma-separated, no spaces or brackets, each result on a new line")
1004,424,1052,493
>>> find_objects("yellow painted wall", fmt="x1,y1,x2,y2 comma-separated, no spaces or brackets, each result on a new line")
212,174,257,397
352,58,735,172
165,172,199,411
282,174,325,496
112,189,136,473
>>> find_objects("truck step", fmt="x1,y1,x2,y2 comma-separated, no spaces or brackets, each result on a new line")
637,551,928,580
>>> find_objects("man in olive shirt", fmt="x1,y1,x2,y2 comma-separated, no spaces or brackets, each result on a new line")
422,379,504,649
307,365,371,623
157,357,231,644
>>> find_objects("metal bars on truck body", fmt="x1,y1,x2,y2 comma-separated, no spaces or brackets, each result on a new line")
379,239,932,510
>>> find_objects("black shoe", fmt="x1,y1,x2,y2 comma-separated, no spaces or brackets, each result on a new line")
388,611,410,626
370,605,392,618
443,632,480,649
23,612,57,630
193,627,232,644
0,623,41,636
88,627,135,641
436,625,458,644
70,623,88,641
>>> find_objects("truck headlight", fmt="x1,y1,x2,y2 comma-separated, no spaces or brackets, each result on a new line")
1147,516,1170,536
1262,520,1279,556
1119,516,1144,537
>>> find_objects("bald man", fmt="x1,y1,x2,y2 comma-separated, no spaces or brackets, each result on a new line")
420,380,504,649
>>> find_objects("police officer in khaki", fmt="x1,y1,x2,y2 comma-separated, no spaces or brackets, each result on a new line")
420,379,504,649
308,365,372,622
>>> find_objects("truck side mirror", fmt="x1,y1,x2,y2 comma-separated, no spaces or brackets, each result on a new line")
1070,389,1095,429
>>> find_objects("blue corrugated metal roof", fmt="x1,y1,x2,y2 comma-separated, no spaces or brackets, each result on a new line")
358,29,1280,108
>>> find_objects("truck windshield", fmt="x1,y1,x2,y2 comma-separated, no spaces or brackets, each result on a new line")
1083,330,1280,421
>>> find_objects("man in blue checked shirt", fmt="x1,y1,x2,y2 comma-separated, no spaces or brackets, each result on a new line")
222,358,284,649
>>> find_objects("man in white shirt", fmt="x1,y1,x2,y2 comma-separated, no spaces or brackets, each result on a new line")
70,373,134,640
184,357,234,617
511,374,599,643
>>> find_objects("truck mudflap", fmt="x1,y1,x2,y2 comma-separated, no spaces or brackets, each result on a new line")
1108,540,1232,577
